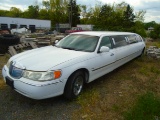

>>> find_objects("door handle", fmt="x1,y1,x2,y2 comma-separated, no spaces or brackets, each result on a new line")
110,53,114,56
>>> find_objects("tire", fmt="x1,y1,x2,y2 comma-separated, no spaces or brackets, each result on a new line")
0,44,8,54
64,71,84,100
139,48,145,57
0,34,20,54
0,34,20,45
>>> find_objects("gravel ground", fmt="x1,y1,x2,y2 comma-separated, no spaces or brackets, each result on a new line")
0,63,79,120
0,55,80,120
0,83,80,120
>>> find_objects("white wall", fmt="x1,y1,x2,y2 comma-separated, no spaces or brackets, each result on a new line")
0,17,51,29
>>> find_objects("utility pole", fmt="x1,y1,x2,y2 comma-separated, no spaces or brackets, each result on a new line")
69,0,73,29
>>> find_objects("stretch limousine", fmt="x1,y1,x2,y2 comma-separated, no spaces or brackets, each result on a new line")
2,31,145,100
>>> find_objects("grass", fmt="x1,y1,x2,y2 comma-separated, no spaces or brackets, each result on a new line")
71,40,160,120
146,39,160,48
124,92,160,120
72,87,101,120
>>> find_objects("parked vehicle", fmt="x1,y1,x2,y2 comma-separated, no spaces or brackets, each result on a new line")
0,29,11,35
65,27,84,34
2,31,145,100
11,27,29,34
77,24,93,31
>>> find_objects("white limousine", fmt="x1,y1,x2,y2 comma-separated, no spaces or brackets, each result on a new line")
2,31,145,100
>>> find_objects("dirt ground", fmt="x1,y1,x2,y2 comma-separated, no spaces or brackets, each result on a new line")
0,55,79,120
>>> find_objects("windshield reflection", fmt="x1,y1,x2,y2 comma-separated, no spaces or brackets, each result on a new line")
56,34,99,52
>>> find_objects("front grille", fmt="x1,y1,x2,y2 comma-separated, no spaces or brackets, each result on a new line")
9,63,23,79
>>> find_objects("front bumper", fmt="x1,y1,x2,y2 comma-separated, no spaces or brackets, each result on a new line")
2,65,66,100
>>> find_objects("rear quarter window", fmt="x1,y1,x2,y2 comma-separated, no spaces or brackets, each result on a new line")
111,36,127,48
127,35,138,44
136,35,143,42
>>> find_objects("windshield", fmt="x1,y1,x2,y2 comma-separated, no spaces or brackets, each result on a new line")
56,34,99,52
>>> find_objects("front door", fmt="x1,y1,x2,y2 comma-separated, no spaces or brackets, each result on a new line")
89,36,116,82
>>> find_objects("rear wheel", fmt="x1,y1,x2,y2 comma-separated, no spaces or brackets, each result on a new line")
139,48,145,57
64,71,84,100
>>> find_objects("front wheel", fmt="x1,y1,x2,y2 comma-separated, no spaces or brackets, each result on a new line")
64,71,84,100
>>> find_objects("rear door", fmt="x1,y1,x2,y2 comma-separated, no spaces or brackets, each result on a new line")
111,35,130,67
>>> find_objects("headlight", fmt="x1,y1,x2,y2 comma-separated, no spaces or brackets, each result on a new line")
23,70,61,81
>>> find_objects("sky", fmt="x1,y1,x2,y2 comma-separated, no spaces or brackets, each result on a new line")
0,0,160,23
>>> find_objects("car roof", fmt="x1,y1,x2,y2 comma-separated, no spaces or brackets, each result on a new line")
71,31,135,37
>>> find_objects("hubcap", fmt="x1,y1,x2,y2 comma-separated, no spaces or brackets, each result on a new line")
73,76,83,96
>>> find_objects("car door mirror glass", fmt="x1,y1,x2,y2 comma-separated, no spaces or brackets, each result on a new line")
99,46,110,53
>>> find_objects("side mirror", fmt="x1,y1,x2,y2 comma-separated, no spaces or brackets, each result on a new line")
99,46,110,53
55,40,59,44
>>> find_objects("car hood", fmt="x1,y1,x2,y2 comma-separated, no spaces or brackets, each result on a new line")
11,46,89,71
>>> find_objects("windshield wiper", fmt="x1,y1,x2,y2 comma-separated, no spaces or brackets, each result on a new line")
61,47,75,50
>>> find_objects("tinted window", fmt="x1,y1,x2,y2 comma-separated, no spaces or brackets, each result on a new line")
136,35,142,42
127,35,138,43
99,36,112,49
0,24,8,29
112,36,127,48
10,24,17,29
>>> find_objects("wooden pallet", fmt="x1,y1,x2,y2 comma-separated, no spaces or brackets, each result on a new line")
8,42,38,56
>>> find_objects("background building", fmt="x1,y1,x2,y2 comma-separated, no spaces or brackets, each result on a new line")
0,17,51,33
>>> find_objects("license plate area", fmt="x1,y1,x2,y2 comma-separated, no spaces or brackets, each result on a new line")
6,77,14,89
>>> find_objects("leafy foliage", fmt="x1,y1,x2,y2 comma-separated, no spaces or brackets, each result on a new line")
144,21,157,30
123,5,135,30
133,21,147,37
23,5,39,19
42,1,50,10
50,0,68,26
124,92,160,120
0,0,155,37
149,24,160,39
8,7,22,17
68,0,80,27
135,10,146,22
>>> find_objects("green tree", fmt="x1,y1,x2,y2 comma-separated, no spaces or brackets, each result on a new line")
7,7,22,17
42,1,50,10
0,10,10,17
22,5,39,19
115,2,128,12
123,4,135,30
87,3,102,25
50,0,68,27
68,0,80,27
133,10,146,37
94,3,124,31
144,21,157,30
80,5,87,18
39,9,50,20
133,21,147,37
149,24,160,39
135,10,146,22
98,4,113,30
